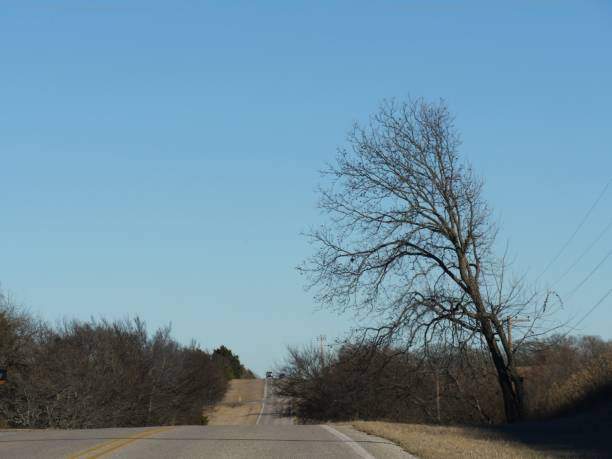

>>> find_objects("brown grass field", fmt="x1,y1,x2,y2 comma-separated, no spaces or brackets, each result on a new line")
354,399,612,459
204,379,265,426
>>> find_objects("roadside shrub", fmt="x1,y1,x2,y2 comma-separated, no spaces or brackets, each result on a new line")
212,345,253,379
520,335,612,418
538,351,612,417
279,335,612,425
0,292,234,428
277,344,505,424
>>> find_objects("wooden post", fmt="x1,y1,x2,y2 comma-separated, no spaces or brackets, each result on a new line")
318,335,326,367
435,370,441,423
507,317,512,352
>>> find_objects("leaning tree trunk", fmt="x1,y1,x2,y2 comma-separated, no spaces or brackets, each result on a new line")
467,278,526,423
481,320,525,423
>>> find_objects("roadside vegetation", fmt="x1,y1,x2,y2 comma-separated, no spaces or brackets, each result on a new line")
0,290,250,428
353,380,612,458
300,97,555,423
353,421,555,459
213,345,256,380
278,314,612,457
287,96,612,456
279,335,612,424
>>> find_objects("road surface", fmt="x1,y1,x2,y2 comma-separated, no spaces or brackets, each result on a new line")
256,378,294,425
0,379,413,458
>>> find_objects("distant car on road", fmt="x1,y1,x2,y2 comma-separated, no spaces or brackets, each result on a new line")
266,371,273,378
277,373,286,379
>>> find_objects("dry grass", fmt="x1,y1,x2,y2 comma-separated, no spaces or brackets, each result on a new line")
543,353,612,416
353,421,564,459
351,357,612,458
204,379,265,426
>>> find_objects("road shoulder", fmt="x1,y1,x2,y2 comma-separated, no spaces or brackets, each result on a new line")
327,424,417,459
352,420,571,459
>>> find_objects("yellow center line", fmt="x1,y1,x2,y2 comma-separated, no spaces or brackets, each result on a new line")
65,426,175,459
85,426,174,459
65,436,128,459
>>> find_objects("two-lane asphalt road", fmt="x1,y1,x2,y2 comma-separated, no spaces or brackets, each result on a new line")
0,380,413,458
255,378,294,426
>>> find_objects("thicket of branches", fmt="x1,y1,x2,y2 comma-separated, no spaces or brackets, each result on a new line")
278,335,612,425
0,292,243,428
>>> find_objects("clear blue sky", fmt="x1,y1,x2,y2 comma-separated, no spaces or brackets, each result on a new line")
1,1,611,374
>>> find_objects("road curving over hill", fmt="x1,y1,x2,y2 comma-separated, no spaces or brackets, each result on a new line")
205,378,267,426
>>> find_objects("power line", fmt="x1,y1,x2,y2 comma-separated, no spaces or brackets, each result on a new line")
564,248,612,301
536,177,612,283
553,217,612,287
570,287,612,331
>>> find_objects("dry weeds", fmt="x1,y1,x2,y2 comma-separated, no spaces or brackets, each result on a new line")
353,421,562,459
543,352,612,416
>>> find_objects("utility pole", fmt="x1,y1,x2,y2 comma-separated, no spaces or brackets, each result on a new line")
417,366,442,423
506,317,512,352
317,335,326,367
435,369,440,423
505,316,530,356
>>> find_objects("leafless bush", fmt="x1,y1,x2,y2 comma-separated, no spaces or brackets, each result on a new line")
278,343,504,424
279,335,612,425
518,334,612,418
0,293,233,428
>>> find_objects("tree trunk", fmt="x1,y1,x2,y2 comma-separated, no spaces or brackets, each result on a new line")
481,321,525,423
466,274,526,423
496,367,524,423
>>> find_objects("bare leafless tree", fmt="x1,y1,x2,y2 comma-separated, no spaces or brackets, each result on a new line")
301,98,553,422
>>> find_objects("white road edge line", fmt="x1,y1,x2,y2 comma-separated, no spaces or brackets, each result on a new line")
255,378,268,425
321,425,377,459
